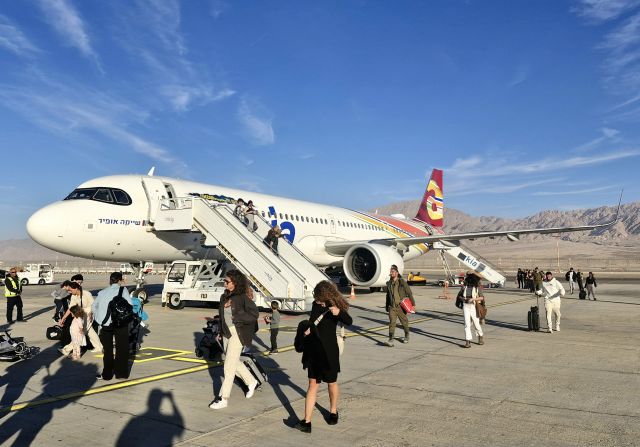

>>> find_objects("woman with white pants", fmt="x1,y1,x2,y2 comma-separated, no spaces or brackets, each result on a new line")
457,274,485,348
209,270,260,410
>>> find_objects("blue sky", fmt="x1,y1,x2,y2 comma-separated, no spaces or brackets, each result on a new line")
1,0,640,239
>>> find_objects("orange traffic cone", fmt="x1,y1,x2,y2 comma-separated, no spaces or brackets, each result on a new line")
350,284,356,300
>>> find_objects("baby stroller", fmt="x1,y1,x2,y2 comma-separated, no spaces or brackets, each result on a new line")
129,296,149,355
195,317,268,388
0,330,39,361
195,316,224,360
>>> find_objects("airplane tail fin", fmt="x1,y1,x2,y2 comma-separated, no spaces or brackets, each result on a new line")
415,168,444,228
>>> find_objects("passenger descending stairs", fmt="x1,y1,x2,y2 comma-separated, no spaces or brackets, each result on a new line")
153,198,328,311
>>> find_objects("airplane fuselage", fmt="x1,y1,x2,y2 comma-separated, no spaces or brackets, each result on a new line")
27,175,432,266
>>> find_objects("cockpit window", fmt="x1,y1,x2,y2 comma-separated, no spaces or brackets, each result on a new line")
64,188,132,206
112,189,130,205
93,188,113,203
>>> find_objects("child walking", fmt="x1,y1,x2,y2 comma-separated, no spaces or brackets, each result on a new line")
60,305,86,359
265,301,280,354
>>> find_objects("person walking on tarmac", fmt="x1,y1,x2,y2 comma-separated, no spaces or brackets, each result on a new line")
585,272,598,300
457,273,485,348
385,265,415,347
5,267,26,324
533,267,544,293
93,272,132,380
209,270,260,410
537,271,565,333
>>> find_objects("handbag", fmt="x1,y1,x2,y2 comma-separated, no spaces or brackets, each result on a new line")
475,301,487,320
314,310,346,356
399,298,416,314
455,294,464,309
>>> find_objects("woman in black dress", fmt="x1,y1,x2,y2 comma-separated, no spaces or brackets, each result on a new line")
295,280,352,433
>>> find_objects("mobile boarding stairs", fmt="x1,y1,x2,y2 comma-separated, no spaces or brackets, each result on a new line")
151,197,328,312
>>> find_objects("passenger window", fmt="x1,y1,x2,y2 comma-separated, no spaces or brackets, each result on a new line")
93,188,114,203
285,214,289,220
279,213,283,219
261,211,266,217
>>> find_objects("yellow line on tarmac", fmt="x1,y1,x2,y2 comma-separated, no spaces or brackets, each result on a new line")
0,364,211,414
2,295,533,414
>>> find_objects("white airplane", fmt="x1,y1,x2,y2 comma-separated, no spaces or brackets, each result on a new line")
26,169,618,291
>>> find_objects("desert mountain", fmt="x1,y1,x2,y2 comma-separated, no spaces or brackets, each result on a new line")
1,201,638,263
372,201,640,246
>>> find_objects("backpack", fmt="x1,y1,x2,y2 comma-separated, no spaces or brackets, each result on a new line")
102,286,134,328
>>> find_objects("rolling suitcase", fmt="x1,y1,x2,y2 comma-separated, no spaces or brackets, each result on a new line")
579,290,586,300
240,352,268,387
527,306,540,331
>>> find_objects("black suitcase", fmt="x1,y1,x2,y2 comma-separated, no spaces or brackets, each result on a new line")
527,306,540,331
579,290,586,300
240,352,268,386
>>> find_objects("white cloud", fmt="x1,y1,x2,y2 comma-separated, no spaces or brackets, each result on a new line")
443,148,640,196
0,78,183,168
135,0,186,55
574,0,640,22
0,15,40,56
39,0,98,61
162,85,235,112
238,99,275,146
572,127,621,152
533,185,618,195
450,156,483,170
210,0,229,18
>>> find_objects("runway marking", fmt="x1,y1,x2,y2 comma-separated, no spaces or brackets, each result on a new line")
0,364,210,414
93,347,192,363
1,295,534,414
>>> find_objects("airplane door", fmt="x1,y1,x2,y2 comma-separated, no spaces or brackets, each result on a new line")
142,177,169,223
328,214,336,234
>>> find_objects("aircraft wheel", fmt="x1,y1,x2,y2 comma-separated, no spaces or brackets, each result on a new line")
168,293,185,310
134,288,148,303
20,278,29,286
38,279,45,285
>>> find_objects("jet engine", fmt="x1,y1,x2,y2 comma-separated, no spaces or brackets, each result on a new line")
343,244,405,288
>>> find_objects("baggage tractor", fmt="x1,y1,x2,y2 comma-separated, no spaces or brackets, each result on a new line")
240,352,268,387
579,290,586,300
527,306,540,331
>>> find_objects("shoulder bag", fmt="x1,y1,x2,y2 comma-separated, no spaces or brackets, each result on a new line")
313,310,346,356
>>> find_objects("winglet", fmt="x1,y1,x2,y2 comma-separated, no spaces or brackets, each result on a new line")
147,167,156,176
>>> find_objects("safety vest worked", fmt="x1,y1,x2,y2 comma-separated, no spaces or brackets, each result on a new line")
4,277,21,297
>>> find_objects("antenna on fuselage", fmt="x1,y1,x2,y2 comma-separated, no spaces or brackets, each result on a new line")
147,167,156,176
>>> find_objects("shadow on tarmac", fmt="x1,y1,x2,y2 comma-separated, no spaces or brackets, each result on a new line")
115,389,184,447
0,357,98,445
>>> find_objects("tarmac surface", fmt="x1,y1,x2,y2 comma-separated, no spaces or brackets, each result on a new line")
1,274,639,446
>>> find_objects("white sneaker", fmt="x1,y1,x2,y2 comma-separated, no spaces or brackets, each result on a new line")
554,326,560,332
209,397,228,409
547,329,553,334
90,348,102,353
245,381,258,399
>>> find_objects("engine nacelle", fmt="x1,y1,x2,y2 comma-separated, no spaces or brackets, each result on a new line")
343,244,405,288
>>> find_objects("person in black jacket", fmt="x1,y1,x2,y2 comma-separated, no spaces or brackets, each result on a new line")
585,272,597,300
294,280,352,433
209,270,260,410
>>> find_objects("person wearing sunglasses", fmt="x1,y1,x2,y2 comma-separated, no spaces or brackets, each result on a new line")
209,270,260,410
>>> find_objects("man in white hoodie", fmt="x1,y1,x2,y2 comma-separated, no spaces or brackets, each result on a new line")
537,271,565,333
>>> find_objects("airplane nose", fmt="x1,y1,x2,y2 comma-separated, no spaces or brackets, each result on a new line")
27,204,67,250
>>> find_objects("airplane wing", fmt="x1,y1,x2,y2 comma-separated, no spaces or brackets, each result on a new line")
324,216,619,256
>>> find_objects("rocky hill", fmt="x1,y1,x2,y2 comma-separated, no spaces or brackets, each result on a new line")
1,201,638,263
373,201,640,246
